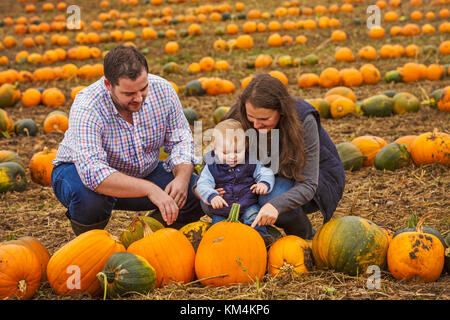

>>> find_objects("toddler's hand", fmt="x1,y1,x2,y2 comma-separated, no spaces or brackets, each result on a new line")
250,183,269,195
210,195,228,209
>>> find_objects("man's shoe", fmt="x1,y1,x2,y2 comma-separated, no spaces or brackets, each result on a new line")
145,209,187,230
69,217,109,236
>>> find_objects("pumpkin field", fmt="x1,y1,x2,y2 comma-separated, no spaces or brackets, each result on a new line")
0,0,449,302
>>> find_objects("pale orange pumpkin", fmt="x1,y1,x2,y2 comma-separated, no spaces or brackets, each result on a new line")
29,147,57,186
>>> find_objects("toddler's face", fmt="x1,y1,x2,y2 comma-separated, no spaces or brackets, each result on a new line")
214,130,246,167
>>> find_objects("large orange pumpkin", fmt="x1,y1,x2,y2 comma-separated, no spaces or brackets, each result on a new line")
0,244,42,300
387,215,445,282
437,86,450,112
127,227,195,288
46,229,125,296
351,136,388,166
194,204,267,286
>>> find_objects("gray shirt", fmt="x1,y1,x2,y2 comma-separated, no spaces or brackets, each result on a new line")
268,114,320,214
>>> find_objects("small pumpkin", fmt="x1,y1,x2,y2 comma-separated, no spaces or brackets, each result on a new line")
29,147,57,186
0,150,22,166
185,80,206,97
336,142,366,171
96,252,156,299
182,108,198,126
41,88,66,108
119,216,164,249
305,98,331,119
212,106,230,124
325,86,356,102
0,83,21,108
387,215,445,282
21,88,41,108
392,92,420,114
361,94,394,117
127,226,195,288
43,111,69,134
194,203,267,286
312,216,390,276
437,86,450,112
0,161,27,193
410,129,450,166
0,244,42,300
268,235,314,278
47,229,126,296
14,118,38,136
330,97,356,118
374,142,411,171
179,220,211,252
351,135,388,167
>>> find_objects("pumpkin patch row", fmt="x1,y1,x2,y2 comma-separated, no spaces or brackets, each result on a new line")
1,205,448,300
336,129,450,172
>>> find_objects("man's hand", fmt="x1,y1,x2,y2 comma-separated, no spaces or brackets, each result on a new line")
250,183,269,195
251,203,279,228
148,187,179,226
165,176,189,209
210,195,228,209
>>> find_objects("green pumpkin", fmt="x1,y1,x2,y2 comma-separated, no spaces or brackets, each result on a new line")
0,161,27,193
183,108,198,126
0,108,14,138
0,83,21,109
221,12,231,21
392,92,420,114
302,53,319,66
361,95,394,117
306,98,331,119
162,61,179,74
429,89,443,109
212,106,230,124
312,216,390,276
336,142,366,171
185,80,206,96
97,252,156,299
381,90,397,98
246,55,257,69
119,216,164,249
384,70,402,83
179,220,211,252
14,118,38,136
374,143,410,171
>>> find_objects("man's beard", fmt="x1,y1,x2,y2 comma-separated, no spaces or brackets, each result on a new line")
110,90,140,113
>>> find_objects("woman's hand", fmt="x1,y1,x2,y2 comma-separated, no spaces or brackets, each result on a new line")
251,203,279,227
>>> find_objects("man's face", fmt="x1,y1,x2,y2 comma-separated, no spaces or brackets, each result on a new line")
105,69,149,114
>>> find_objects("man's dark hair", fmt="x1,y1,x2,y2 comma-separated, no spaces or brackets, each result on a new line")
104,45,149,86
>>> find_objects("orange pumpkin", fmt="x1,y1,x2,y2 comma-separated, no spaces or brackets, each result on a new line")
127,227,195,288
330,97,356,118
3,236,50,281
21,88,41,108
29,147,57,186
319,67,341,88
0,244,42,300
335,47,355,62
394,135,418,153
268,235,313,278
437,86,450,112
297,73,320,88
360,64,381,84
387,215,445,282
235,35,254,50
164,41,179,54
194,204,267,286
43,111,69,134
325,86,356,102
410,129,450,166
47,230,125,296
42,88,66,107
351,136,388,166
268,70,288,86
339,68,363,87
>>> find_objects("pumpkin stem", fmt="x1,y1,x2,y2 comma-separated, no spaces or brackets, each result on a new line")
97,271,108,300
139,216,154,237
17,279,27,293
226,203,241,222
415,214,433,233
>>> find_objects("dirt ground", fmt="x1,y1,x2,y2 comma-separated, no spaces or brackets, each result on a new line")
0,0,449,300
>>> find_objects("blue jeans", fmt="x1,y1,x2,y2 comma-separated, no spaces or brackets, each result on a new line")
201,203,269,237
258,176,317,239
51,161,203,225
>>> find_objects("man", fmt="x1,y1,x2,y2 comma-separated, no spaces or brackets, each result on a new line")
51,45,202,235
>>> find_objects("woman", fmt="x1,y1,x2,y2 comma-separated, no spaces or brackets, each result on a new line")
220,73,346,240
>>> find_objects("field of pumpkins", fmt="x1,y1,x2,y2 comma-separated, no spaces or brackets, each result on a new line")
0,0,449,301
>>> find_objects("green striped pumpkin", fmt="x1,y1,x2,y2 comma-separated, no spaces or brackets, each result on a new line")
0,161,27,193
312,216,390,276
97,252,156,299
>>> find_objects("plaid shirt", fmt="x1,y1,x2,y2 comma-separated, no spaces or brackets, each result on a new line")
53,74,196,191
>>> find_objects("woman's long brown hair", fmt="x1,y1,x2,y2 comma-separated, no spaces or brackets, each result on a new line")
223,73,306,181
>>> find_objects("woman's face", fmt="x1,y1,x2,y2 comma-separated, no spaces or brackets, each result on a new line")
245,101,280,132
